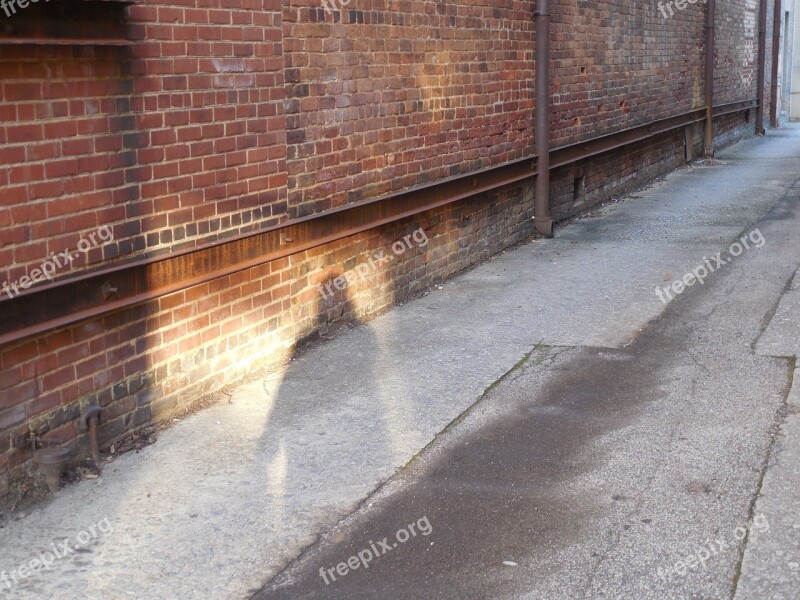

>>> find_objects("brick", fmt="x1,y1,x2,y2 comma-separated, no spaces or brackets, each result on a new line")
0,405,25,432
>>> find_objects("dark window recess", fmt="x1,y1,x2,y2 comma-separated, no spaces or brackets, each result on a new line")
573,175,586,206
0,0,132,46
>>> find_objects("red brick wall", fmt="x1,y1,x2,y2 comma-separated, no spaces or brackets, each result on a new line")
0,0,287,285
282,0,535,218
0,0,772,506
549,0,706,147
716,0,761,106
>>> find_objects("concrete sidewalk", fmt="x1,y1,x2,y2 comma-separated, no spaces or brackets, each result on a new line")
734,269,800,598
2,127,800,599
255,170,800,599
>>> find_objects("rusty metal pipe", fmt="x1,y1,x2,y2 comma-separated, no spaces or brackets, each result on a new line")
756,0,768,134
0,99,758,347
704,0,716,156
88,419,101,470
533,0,553,237
79,405,103,471
770,0,782,128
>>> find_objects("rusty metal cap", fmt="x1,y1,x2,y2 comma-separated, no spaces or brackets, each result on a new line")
33,446,71,466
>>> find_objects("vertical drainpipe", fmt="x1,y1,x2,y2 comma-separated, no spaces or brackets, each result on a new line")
704,0,716,156
756,0,768,134
770,0,782,127
534,0,553,237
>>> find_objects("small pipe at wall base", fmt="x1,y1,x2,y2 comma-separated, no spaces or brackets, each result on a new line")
704,0,716,156
11,428,71,493
533,0,553,237
770,0,782,128
79,405,103,472
756,0,768,134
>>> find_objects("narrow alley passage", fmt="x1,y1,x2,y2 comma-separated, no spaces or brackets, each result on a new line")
3,125,799,600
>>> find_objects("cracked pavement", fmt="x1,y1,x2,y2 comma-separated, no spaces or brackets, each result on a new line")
256,129,800,599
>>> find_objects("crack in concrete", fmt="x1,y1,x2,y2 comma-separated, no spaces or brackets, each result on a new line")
729,368,795,597
730,357,798,599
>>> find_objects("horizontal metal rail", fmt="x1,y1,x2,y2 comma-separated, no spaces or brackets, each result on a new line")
0,99,757,346
551,99,757,169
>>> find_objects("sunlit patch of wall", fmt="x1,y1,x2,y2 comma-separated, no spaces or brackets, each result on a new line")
282,0,535,218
